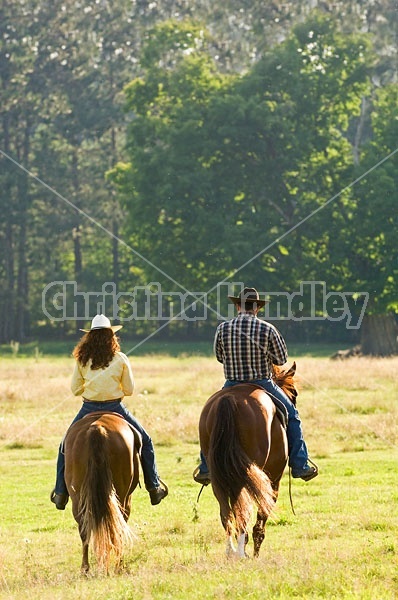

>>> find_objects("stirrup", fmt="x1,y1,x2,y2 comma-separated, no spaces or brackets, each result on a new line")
193,466,211,486
308,458,319,472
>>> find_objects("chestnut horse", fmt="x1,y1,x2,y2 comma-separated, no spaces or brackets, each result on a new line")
64,412,141,573
199,363,297,558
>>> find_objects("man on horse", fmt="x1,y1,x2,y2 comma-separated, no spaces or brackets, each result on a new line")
194,287,318,484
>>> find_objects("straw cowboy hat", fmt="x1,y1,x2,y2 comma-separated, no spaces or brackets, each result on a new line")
228,287,269,309
80,314,123,333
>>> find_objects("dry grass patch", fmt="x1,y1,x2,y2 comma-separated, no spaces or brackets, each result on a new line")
0,352,397,599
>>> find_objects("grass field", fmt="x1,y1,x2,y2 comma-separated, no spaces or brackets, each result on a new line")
0,344,397,599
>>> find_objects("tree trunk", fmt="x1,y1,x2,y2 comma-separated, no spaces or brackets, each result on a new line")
16,197,28,341
72,148,83,280
1,114,16,342
71,147,83,333
360,313,398,356
112,218,119,288
15,124,31,342
72,225,83,279
352,96,368,166
3,219,16,341
110,124,120,291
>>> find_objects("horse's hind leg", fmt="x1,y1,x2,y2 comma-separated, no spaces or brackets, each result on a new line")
222,510,249,559
81,540,89,574
252,512,267,558
221,509,241,558
253,486,278,557
226,531,249,559
252,479,280,558
78,522,90,574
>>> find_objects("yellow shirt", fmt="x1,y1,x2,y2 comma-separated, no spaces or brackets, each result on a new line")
71,351,134,401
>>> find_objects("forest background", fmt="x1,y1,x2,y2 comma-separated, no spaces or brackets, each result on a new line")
1,0,397,355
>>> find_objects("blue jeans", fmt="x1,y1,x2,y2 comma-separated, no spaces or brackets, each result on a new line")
199,379,309,473
55,400,161,494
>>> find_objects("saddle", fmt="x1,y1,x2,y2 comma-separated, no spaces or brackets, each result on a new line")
248,385,288,429
269,396,288,429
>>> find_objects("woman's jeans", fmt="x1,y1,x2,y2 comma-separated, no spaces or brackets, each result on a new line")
199,378,309,473
55,400,161,495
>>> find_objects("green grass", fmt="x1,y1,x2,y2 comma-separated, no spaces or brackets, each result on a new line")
0,338,214,358
0,339,344,359
0,353,397,599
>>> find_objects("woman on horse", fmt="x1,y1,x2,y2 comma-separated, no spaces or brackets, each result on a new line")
194,287,318,484
51,314,168,510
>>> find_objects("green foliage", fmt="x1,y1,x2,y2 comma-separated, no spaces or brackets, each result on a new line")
0,1,396,346
140,19,211,70
113,14,376,301
344,84,398,312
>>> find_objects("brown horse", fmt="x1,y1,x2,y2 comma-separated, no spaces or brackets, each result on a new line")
198,363,297,558
64,412,141,573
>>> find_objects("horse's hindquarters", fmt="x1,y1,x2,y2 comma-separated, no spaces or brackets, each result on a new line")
199,385,290,558
64,413,139,572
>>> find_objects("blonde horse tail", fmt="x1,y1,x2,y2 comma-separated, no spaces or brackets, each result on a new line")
78,424,132,571
208,394,275,536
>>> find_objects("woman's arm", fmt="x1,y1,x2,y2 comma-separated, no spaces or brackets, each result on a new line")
71,362,85,396
120,355,135,396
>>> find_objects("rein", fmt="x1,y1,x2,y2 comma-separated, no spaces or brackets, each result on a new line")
196,484,206,503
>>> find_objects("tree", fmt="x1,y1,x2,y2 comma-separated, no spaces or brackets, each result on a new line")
349,84,398,355
1,1,396,344
110,16,372,316
0,0,148,340
0,0,44,341
108,21,232,295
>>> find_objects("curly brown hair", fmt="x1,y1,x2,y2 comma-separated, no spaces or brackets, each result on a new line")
73,329,121,370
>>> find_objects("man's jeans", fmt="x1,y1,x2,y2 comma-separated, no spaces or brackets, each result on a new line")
199,378,309,473
55,400,160,495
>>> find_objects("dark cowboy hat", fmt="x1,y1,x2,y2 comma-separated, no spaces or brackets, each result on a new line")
228,287,269,309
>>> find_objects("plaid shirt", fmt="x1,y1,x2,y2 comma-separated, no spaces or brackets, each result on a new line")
214,313,288,381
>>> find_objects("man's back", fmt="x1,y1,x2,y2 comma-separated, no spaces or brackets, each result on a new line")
214,312,287,381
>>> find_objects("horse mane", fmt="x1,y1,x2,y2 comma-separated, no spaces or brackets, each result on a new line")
273,363,297,405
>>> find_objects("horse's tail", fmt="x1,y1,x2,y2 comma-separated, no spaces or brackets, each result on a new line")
78,424,132,571
208,394,275,536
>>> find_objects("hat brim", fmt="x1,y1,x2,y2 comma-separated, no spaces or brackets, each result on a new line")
228,295,269,308
79,325,123,333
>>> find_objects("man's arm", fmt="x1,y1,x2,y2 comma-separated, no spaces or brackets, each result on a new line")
268,326,288,366
213,324,224,364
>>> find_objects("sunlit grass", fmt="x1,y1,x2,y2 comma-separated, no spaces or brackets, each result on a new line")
0,351,397,599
